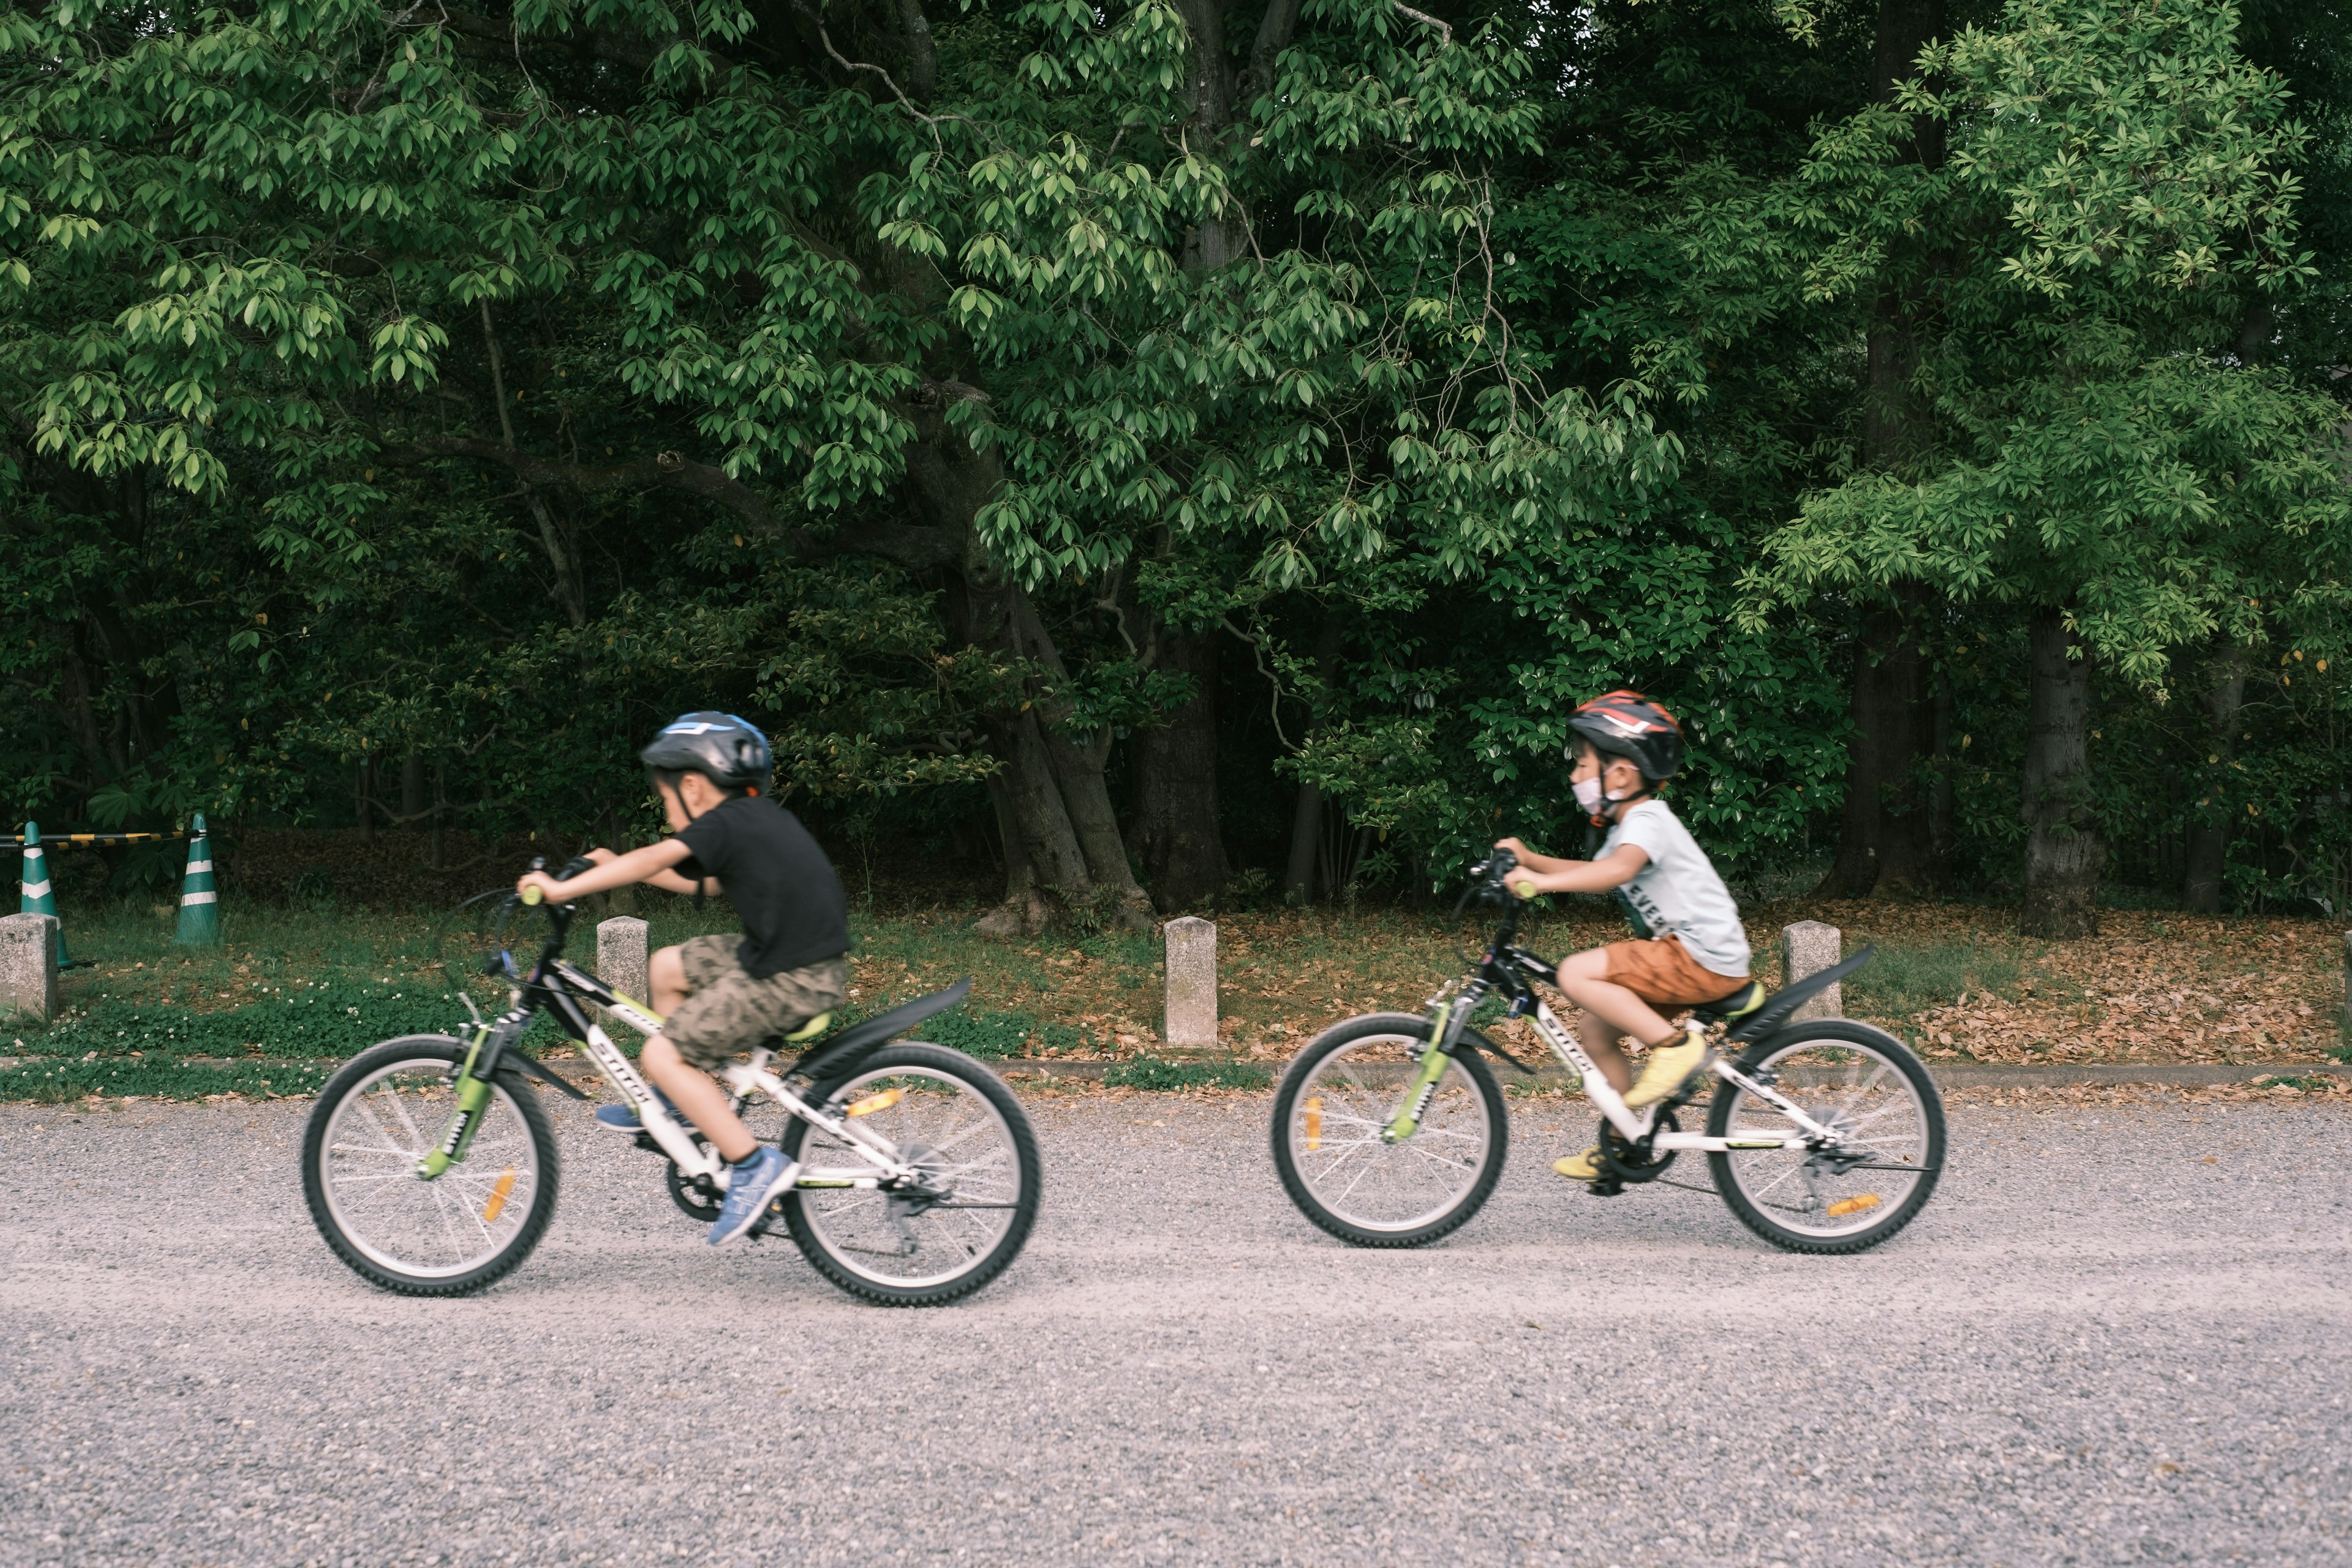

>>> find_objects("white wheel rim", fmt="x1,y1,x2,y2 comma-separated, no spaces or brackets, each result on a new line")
1287,1035,1493,1233
796,1066,1022,1289
1719,1039,1932,1237
321,1058,541,1279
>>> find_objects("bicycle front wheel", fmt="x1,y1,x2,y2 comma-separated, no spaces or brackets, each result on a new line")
1271,1013,1507,1248
781,1043,1040,1306
1705,1020,1943,1255
302,1036,559,1295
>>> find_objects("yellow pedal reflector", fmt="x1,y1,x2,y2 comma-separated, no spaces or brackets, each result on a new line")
846,1087,903,1118
1303,1096,1322,1152
1826,1193,1881,1219
483,1167,518,1222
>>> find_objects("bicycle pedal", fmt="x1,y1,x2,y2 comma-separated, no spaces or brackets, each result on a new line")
1585,1178,1626,1198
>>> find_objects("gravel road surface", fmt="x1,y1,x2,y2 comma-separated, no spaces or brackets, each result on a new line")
4,1088,2347,1567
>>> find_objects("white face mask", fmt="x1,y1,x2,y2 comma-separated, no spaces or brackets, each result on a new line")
1574,775,1608,816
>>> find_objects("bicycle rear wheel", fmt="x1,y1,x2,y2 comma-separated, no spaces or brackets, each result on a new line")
1705,1020,1943,1255
1271,1013,1507,1248
302,1036,559,1295
780,1043,1039,1306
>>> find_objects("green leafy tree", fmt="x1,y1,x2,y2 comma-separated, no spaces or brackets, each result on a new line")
1739,0,2352,934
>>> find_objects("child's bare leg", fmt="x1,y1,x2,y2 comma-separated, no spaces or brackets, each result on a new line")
1556,949,1679,1096
640,1036,758,1163
638,946,755,1162
649,944,688,1015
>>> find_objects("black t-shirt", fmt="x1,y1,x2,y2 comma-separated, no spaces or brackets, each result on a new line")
671,797,850,977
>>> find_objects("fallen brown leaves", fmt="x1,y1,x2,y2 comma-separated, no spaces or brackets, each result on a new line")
1801,902,2346,1066
852,898,2346,1069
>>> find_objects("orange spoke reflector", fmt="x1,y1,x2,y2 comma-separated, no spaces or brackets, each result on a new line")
1826,1193,1881,1219
1303,1096,1322,1152
483,1167,518,1223
846,1087,903,1118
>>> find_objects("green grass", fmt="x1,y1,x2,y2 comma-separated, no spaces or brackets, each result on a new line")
1102,1057,1272,1091
1842,942,2026,1015
0,1055,340,1103
2254,1073,2340,1091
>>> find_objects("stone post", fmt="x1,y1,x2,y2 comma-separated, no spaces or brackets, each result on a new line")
2342,930,2351,1050
1163,916,1218,1051
1,913,60,1025
1781,920,1842,1021
597,916,650,1030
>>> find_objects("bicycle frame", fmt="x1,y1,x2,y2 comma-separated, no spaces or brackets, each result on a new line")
421,897,923,1196
1400,888,1844,1157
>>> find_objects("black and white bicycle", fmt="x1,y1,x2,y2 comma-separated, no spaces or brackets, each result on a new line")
1272,850,1944,1254
301,859,1040,1305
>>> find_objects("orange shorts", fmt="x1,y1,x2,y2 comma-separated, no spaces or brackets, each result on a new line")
1599,935,1749,1009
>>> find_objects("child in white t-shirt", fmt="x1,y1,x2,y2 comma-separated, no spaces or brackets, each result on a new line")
1494,690,1752,1181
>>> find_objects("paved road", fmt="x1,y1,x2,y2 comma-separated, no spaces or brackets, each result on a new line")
4,1089,2347,1567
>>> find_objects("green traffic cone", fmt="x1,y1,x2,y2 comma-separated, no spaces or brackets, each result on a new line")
17,820,72,968
175,813,221,946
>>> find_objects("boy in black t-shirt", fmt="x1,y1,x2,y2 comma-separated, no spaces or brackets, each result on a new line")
517,713,850,1245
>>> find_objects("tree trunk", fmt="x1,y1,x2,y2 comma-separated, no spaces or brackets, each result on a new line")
355,758,374,844
401,752,426,827
2019,610,2102,938
1283,612,1346,903
907,383,1151,933
430,761,447,870
1819,0,1949,899
1129,627,1229,910
2182,647,2249,914
1169,0,1301,271
1929,665,1955,879
1815,601,1932,897
974,770,1054,940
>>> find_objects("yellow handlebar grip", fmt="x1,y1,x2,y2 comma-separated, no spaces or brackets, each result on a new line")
1510,879,1537,900
521,886,544,906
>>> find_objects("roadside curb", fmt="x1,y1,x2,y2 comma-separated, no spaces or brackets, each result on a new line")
993,1060,2352,1090
4,1055,2345,1096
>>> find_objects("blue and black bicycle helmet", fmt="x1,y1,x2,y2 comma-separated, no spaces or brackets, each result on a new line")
640,712,772,794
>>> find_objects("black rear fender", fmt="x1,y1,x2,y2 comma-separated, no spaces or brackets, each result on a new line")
793,979,973,1084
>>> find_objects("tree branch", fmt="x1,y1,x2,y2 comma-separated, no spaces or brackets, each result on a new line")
1392,2,1451,46
372,435,963,572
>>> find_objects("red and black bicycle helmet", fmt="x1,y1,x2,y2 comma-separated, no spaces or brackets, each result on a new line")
1565,689,1685,782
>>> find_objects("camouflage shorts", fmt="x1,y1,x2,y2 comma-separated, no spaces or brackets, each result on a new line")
661,935,848,1071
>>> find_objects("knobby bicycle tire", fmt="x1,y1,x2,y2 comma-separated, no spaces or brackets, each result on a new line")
1272,1013,1509,1249
302,1036,561,1297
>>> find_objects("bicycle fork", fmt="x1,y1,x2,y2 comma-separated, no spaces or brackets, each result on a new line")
417,1026,497,1179
1384,995,1476,1143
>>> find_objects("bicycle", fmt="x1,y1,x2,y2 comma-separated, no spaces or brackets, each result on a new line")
301,858,1041,1305
1270,850,1944,1254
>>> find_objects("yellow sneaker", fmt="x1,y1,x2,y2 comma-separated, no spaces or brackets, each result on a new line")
1553,1145,1602,1181
1624,1035,1709,1109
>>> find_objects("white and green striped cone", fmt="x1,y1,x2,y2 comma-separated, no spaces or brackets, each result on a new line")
17,820,72,968
175,813,221,946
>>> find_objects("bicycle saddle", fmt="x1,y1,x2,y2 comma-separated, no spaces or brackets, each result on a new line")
1689,980,1766,1026
1718,945,1877,1044
789,979,974,1083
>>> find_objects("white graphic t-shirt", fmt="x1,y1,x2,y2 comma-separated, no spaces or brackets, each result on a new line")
1600,800,1751,978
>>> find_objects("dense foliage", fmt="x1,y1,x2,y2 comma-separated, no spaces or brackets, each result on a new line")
4,0,2346,928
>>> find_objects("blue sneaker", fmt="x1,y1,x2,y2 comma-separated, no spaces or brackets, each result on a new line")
595,1088,684,1135
707,1145,797,1246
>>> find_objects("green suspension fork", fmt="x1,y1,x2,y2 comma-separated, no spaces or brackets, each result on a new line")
1384,995,1473,1143
418,1027,494,1180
